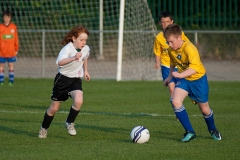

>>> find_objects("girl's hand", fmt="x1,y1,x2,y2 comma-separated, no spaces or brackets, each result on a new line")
84,71,90,81
75,52,82,60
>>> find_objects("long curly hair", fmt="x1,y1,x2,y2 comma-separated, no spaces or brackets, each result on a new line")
62,25,89,46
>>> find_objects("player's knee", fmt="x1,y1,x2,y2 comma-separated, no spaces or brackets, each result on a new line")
74,99,83,109
172,100,182,108
49,103,60,114
49,107,58,114
200,107,211,116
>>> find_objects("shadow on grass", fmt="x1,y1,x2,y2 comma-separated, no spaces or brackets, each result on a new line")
153,129,215,142
0,125,37,137
0,123,72,139
0,102,48,110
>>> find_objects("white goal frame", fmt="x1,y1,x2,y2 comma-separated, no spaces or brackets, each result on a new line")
116,0,125,81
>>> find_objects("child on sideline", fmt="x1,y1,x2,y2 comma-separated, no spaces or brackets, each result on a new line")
153,11,190,120
163,23,221,142
0,10,19,86
39,25,91,138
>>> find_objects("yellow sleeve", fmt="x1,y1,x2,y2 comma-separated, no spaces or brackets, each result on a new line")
169,53,174,66
153,36,161,56
186,44,205,74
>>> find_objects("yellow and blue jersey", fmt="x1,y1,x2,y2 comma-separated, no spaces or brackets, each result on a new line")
168,41,206,81
153,31,189,67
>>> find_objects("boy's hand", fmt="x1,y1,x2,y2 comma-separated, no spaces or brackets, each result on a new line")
172,71,182,79
154,63,160,69
163,77,171,87
172,71,185,78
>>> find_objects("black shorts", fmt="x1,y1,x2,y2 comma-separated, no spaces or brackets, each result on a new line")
51,73,82,101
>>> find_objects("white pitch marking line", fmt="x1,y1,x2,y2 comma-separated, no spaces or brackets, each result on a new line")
0,110,204,117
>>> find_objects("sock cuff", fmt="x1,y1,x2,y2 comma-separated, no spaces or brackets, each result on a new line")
203,109,213,118
44,112,54,120
174,105,185,113
70,106,80,113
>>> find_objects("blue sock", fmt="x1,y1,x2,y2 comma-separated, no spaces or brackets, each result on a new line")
9,70,14,83
174,105,194,133
203,109,216,131
0,70,4,83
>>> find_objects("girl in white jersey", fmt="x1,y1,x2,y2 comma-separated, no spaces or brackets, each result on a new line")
39,25,90,138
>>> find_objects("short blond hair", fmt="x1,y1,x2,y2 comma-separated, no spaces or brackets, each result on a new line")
164,24,182,39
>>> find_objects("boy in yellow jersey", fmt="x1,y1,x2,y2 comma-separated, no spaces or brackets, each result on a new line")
153,11,190,120
163,23,221,142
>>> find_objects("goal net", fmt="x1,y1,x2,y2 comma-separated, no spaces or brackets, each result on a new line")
1,0,159,81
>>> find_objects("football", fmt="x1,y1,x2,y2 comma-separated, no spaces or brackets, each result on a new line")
130,126,150,144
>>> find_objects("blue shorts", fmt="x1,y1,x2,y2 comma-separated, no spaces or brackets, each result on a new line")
0,57,17,63
175,74,209,103
161,65,177,83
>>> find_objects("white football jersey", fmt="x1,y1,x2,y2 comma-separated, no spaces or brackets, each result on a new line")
56,42,90,78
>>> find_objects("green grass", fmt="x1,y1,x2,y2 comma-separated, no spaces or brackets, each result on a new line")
0,79,240,160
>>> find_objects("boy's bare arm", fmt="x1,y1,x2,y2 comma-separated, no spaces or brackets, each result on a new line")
172,68,196,79
154,55,160,69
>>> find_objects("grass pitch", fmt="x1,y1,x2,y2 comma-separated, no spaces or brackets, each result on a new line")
0,78,239,160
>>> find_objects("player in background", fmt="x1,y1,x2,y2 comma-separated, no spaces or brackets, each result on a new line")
39,25,90,138
153,11,190,120
163,23,221,142
0,10,19,86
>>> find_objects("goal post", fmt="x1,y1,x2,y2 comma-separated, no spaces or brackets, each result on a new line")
116,0,125,81
116,0,159,81
99,0,104,60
